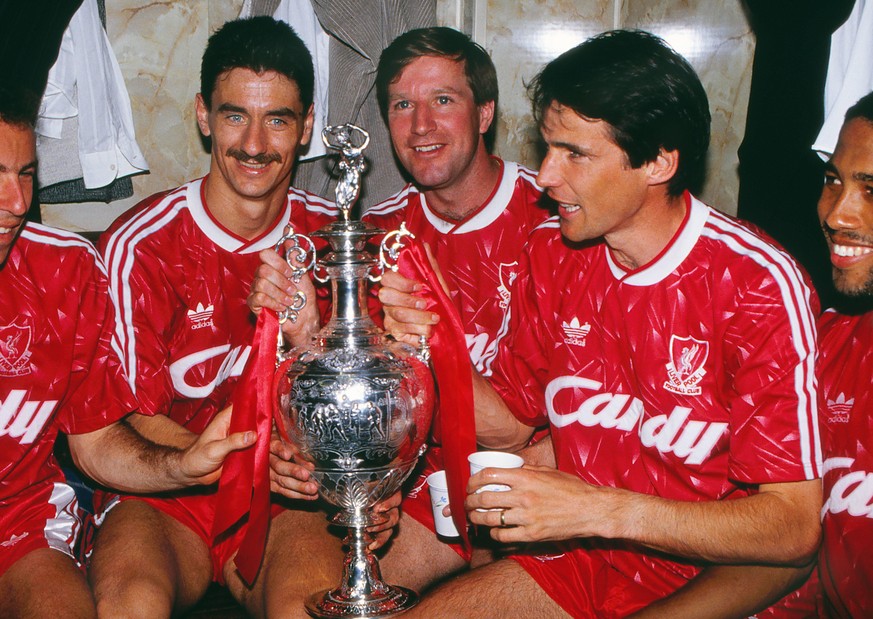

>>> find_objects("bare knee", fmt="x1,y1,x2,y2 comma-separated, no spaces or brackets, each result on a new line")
378,513,468,592
93,577,175,619
408,559,568,619
227,508,345,619
0,548,96,619
90,502,211,618
91,533,177,619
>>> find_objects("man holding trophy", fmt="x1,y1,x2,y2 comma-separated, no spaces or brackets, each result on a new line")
85,16,386,619
381,30,822,618
249,26,551,606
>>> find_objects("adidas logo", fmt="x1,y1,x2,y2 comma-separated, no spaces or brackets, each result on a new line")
187,302,215,330
0,532,29,548
826,392,853,423
561,317,591,347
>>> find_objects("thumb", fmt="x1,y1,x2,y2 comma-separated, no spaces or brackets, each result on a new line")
179,426,253,485
201,405,234,442
209,430,256,461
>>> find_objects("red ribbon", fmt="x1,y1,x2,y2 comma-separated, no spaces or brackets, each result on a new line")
397,241,476,553
212,309,277,585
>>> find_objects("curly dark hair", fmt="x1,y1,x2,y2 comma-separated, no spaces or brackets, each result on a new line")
200,16,314,111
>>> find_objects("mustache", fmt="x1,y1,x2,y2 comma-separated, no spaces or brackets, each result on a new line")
822,223,873,245
226,149,281,165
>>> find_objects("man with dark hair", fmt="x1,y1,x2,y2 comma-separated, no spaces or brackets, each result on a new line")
526,29,711,197
87,17,348,618
0,85,253,618
198,15,315,113
249,25,550,599
381,30,822,617
813,89,873,617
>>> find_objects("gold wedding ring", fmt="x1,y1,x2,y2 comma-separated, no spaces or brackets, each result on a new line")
500,509,506,527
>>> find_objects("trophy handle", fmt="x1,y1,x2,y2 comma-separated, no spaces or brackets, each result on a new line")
272,357,296,441
273,225,317,311
273,225,317,363
372,223,415,282
416,334,431,364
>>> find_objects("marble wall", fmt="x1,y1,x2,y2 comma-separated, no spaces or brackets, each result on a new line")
41,0,753,230
41,0,243,231
480,0,754,215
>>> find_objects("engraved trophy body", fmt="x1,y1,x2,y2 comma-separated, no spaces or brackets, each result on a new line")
274,125,435,618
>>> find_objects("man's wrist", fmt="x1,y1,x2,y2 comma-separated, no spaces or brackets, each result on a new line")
150,443,198,488
590,484,636,540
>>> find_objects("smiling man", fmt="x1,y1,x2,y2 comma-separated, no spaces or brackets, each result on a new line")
0,85,257,619
366,28,549,590
381,30,824,618
87,17,343,619
813,90,873,618
248,27,550,599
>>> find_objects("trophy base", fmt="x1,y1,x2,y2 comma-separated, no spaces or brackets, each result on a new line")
305,585,418,618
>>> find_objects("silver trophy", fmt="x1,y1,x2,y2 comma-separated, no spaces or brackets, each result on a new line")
274,124,435,618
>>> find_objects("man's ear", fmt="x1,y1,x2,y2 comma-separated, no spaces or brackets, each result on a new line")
478,100,495,135
300,104,314,146
195,93,211,137
646,147,679,187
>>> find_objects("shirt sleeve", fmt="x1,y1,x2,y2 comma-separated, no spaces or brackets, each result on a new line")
489,248,553,427
101,237,178,417
58,248,137,435
720,258,821,484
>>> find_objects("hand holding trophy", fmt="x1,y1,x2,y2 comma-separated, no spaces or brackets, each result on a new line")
273,124,435,618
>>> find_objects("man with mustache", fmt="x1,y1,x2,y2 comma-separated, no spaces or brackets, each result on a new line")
810,90,873,618
87,17,358,618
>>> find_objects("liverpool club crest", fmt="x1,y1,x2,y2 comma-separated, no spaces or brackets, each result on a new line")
497,261,518,309
0,322,33,377
664,335,708,396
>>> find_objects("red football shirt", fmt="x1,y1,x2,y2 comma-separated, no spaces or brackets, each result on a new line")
99,177,336,434
0,223,135,502
365,159,547,377
817,309,873,619
364,159,548,550
492,194,821,606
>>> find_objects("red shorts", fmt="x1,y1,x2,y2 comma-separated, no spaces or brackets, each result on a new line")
402,446,472,562
95,488,284,585
0,482,82,579
511,543,688,619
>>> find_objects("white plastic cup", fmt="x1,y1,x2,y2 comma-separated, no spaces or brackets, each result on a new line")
468,451,524,493
427,470,460,538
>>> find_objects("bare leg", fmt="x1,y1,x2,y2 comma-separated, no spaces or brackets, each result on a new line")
89,501,212,618
378,512,469,593
226,505,346,619
227,506,472,618
225,508,488,619
407,558,569,619
0,548,96,618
